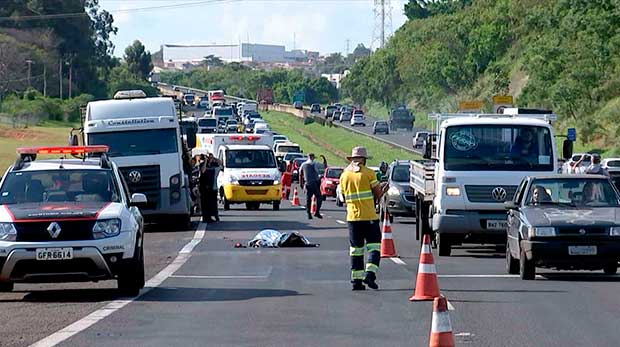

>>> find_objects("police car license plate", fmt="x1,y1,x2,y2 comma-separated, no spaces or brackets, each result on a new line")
36,248,73,261
568,246,597,256
486,220,508,230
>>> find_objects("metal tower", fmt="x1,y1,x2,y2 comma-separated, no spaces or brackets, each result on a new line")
371,0,393,50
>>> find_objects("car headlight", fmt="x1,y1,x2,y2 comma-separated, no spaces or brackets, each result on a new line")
446,187,461,196
227,176,239,185
0,223,17,241
530,226,556,237
93,219,122,239
610,227,620,236
273,180,280,185
388,186,401,196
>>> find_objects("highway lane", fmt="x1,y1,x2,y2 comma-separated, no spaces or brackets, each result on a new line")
332,114,423,152
0,223,198,347
16,192,619,347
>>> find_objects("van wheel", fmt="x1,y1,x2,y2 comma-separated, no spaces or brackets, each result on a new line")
519,248,535,280
273,201,280,211
118,241,145,296
506,240,519,274
437,234,451,256
0,282,14,292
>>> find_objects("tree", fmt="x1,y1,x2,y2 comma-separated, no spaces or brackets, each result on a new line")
351,44,371,59
203,55,224,67
107,65,157,97
124,40,153,80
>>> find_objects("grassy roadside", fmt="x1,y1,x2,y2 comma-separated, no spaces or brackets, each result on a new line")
262,111,417,167
0,124,73,172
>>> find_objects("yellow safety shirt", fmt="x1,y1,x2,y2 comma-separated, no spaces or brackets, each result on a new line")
340,164,379,222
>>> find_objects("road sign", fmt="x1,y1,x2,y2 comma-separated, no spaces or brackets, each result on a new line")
492,95,514,113
293,90,305,103
567,128,576,141
458,100,483,113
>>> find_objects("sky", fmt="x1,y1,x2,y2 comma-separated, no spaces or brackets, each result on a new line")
98,0,409,56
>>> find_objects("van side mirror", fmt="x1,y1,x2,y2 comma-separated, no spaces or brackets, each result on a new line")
422,138,432,159
130,193,148,207
562,139,573,160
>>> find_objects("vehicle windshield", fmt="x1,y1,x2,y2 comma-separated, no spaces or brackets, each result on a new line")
391,165,410,182
326,168,343,178
198,119,217,127
606,160,620,167
88,129,178,157
184,95,194,101
226,150,277,169
214,108,233,116
444,125,554,171
273,136,288,142
0,170,121,205
284,153,304,161
392,109,410,119
277,145,301,153
375,122,387,126
227,121,237,125
526,178,620,207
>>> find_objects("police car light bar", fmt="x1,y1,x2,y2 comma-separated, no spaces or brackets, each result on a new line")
16,145,109,155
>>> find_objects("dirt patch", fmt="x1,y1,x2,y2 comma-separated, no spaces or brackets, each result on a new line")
0,127,57,142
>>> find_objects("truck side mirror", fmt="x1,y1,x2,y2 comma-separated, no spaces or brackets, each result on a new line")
68,134,79,146
562,139,573,160
422,138,432,159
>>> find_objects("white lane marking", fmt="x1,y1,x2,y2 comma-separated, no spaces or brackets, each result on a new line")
29,223,207,347
170,275,267,279
390,257,407,265
336,220,346,225
447,300,455,311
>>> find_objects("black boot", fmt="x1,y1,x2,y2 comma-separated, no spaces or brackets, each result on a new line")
352,280,366,291
363,272,379,290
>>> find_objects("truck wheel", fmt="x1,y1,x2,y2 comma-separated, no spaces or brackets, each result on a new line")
0,282,14,292
118,241,145,297
603,263,618,275
437,234,451,256
273,201,280,211
519,248,535,280
506,240,519,274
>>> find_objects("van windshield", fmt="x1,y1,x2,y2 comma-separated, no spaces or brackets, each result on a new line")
88,129,178,157
226,150,277,169
444,125,553,171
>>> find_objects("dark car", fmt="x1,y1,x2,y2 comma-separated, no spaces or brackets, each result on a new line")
293,101,303,110
505,175,620,280
373,121,389,134
380,160,415,221
310,104,321,114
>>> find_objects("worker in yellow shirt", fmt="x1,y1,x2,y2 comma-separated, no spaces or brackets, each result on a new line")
340,146,388,290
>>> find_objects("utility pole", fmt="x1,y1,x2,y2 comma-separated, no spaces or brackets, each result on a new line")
371,0,392,50
345,39,350,56
380,0,385,48
293,32,296,50
25,59,33,88
43,64,46,97
59,58,63,99
68,61,72,98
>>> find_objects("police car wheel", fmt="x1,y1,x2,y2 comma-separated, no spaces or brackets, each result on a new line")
0,282,14,292
118,243,145,296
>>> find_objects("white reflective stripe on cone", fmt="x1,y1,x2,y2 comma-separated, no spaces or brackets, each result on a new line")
421,244,431,254
382,233,393,239
431,311,453,333
418,263,436,274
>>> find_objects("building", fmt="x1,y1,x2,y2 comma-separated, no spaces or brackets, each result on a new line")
159,43,316,68
321,71,350,89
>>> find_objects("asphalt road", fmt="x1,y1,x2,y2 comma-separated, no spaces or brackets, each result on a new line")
5,193,620,347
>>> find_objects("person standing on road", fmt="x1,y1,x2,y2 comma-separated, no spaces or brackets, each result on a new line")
299,153,322,219
199,153,221,223
340,146,388,291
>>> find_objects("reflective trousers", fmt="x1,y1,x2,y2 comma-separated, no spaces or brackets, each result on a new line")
348,219,381,282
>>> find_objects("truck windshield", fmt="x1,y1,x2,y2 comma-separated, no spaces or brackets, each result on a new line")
444,125,553,171
89,129,178,157
392,110,410,119
226,150,277,169
215,108,233,116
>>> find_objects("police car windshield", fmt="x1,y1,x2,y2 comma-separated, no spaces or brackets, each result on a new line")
226,150,277,169
0,170,121,205
88,129,178,157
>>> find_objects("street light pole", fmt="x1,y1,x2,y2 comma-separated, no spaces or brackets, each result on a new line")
25,59,33,88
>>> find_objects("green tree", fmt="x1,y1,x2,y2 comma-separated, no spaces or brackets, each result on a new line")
203,55,224,67
124,40,153,80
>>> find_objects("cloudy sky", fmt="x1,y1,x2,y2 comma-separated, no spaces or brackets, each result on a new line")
99,0,409,56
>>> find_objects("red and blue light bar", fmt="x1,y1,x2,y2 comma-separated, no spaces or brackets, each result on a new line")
16,145,109,155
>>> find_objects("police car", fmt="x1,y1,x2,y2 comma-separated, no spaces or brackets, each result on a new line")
0,146,146,296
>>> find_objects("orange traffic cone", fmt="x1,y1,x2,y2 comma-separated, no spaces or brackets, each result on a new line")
380,211,398,257
409,234,440,301
291,187,300,206
429,296,455,347
310,195,317,215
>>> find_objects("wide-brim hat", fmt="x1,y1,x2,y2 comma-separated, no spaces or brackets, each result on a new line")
347,146,372,160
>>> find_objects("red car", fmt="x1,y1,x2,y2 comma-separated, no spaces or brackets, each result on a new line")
320,167,344,199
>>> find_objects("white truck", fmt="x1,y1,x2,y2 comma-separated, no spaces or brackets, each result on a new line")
192,134,281,211
410,111,573,256
80,91,192,227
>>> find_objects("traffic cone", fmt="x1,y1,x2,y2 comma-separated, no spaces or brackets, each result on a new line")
380,211,398,257
310,195,317,215
429,296,455,347
409,234,440,301
291,187,300,206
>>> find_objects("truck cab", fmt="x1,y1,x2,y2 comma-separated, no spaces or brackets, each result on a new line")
410,112,571,256
389,106,414,131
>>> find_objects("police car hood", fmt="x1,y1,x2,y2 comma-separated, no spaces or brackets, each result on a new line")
234,168,279,180
2,202,116,221
523,206,620,227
